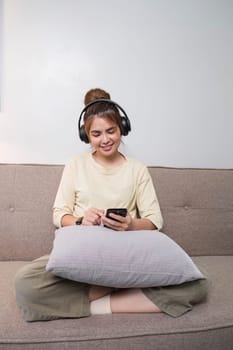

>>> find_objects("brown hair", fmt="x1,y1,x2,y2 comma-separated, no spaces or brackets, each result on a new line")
83,88,124,136
84,88,111,105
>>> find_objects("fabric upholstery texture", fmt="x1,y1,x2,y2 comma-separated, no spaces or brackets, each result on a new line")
46,226,204,287
0,165,232,261
0,256,233,349
0,164,233,349
148,167,233,256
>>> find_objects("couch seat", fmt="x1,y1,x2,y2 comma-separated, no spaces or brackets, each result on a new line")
0,256,233,350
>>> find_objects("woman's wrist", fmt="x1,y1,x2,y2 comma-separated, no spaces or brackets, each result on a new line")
75,217,83,225
126,215,133,230
61,214,79,227
127,218,156,231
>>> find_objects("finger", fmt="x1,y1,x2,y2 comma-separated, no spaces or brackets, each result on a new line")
103,217,125,231
91,208,105,216
93,215,102,225
82,218,93,226
108,213,126,223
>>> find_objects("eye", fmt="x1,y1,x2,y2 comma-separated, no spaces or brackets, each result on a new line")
90,131,101,137
107,127,117,134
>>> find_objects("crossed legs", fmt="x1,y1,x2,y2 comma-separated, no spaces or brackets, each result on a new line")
15,256,161,321
88,286,161,314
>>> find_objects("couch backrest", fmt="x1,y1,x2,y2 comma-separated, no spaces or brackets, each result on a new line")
149,167,233,257
0,164,232,260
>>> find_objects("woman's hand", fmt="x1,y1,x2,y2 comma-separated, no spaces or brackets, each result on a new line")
82,208,104,226
101,212,132,231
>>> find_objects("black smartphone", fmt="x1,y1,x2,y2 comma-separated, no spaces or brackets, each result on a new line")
104,208,127,228
106,208,127,221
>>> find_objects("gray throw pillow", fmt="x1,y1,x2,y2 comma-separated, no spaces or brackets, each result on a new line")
46,226,204,288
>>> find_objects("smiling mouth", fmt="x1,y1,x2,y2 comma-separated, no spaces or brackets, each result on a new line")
101,144,113,151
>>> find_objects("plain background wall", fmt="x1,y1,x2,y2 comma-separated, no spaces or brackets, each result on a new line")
0,0,232,167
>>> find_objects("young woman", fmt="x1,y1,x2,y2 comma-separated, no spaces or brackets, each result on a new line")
14,88,208,321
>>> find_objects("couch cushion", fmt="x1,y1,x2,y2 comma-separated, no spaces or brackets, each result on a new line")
0,256,232,350
0,165,233,260
0,164,63,260
149,167,233,256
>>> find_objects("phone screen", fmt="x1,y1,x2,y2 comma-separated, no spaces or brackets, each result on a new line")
106,208,127,220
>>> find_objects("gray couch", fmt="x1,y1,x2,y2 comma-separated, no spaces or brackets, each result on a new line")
0,164,232,350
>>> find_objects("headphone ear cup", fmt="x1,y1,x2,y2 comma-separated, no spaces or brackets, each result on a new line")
121,117,131,136
79,125,89,143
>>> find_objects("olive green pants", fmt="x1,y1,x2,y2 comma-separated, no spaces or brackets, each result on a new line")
14,255,209,322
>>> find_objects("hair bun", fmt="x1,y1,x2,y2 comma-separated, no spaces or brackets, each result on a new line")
84,88,111,105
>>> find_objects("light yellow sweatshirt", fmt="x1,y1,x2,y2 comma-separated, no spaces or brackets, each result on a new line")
53,152,163,229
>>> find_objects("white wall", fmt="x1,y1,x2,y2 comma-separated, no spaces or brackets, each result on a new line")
0,0,232,167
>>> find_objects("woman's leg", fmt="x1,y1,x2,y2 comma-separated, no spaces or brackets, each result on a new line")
89,288,161,314
15,256,208,320
88,285,115,301
15,255,90,321
143,277,209,317
89,276,208,316
110,288,161,313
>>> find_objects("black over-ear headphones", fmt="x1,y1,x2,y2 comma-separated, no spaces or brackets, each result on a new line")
78,98,131,143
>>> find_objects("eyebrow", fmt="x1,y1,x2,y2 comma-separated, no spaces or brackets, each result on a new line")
90,126,117,134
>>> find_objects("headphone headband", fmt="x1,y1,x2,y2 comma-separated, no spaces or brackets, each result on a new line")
78,98,131,143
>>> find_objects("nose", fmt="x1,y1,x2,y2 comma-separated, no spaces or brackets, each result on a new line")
102,132,110,143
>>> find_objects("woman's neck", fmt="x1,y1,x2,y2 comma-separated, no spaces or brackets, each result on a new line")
92,151,126,168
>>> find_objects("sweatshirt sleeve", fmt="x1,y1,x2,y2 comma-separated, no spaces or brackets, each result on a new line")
136,166,163,230
53,158,76,228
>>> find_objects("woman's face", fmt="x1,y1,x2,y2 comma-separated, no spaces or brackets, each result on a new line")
88,116,121,158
